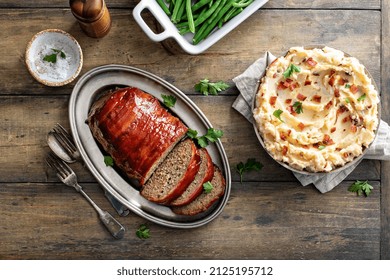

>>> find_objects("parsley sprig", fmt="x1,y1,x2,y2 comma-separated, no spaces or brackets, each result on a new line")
194,79,230,96
293,101,303,114
161,94,176,108
357,94,366,102
187,128,223,148
283,64,301,78
348,180,373,196
203,181,213,194
273,109,284,122
43,48,66,63
136,224,150,239
104,155,114,167
236,158,263,183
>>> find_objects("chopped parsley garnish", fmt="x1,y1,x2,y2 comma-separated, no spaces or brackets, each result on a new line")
273,109,284,122
104,155,114,167
283,64,301,78
43,48,66,63
345,84,351,89
194,79,230,96
348,180,373,196
318,145,326,150
345,98,350,104
187,128,223,148
136,224,150,239
236,158,263,183
161,94,176,108
203,181,213,193
293,101,303,114
357,94,366,102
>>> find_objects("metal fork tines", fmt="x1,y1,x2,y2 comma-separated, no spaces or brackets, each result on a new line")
46,152,125,239
51,123,81,161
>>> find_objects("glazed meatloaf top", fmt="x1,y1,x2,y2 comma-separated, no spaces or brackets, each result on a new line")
170,148,214,207
141,139,201,204
88,87,188,185
172,165,226,216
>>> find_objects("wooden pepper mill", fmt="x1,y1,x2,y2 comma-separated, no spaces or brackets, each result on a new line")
70,0,111,38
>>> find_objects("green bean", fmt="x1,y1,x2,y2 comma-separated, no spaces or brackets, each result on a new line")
156,0,171,16
191,0,213,12
193,0,221,27
232,0,254,8
193,0,234,44
226,7,243,21
186,0,195,33
207,0,226,24
223,6,237,22
171,0,183,23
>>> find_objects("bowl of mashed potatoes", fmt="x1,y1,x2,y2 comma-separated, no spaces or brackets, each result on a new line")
253,46,380,174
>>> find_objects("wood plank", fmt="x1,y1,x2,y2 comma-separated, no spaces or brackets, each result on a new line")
380,0,390,260
0,95,381,184
0,181,380,259
0,0,381,9
0,9,381,95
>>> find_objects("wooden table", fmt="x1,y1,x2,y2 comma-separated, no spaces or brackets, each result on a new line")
0,0,389,260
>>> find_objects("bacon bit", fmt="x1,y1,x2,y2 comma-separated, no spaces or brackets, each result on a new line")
297,93,307,101
342,116,351,123
287,105,297,116
343,152,349,158
289,82,298,91
298,122,305,131
273,73,278,78
338,78,347,86
282,146,288,156
323,134,334,145
325,101,333,110
304,80,312,86
277,81,287,90
350,84,359,94
312,95,322,103
336,148,342,152
330,70,335,76
337,105,348,116
330,127,337,133
334,88,340,97
313,143,320,149
306,57,317,67
328,75,336,86
280,132,287,141
285,98,292,104
302,145,309,149
269,96,277,106
287,130,292,136
351,125,357,133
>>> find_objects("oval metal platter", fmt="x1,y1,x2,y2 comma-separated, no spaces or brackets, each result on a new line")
68,64,231,228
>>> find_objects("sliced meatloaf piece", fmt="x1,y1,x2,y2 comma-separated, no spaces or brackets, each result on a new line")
141,139,201,204
172,166,226,216
88,87,188,185
170,148,214,207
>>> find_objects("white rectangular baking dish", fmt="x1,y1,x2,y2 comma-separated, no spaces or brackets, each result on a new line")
133,0,269,54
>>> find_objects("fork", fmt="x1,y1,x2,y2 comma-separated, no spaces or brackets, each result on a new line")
48,123,130,217
46,152,125,239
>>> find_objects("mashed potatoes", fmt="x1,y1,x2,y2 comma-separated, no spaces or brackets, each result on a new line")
253,47,379,172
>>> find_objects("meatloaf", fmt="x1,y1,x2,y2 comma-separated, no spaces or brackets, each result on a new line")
88,87,188,185
140,139,201,204
172,166,226,216
170,148,214,207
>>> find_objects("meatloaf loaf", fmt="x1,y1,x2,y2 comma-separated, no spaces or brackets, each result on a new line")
140,139,201,204
88,87,188,185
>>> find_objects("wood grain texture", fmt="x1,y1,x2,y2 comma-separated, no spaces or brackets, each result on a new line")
0,181,380,259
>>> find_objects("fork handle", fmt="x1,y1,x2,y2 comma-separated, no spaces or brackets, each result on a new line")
78,187,125,239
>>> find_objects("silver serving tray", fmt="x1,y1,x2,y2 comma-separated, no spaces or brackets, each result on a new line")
68,64,231,228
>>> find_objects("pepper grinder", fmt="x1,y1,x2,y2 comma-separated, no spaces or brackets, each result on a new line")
70,0,111,38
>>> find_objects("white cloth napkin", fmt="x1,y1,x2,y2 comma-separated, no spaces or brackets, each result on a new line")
232,52,390,193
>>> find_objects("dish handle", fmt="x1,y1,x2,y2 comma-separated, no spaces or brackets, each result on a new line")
133,0,179,42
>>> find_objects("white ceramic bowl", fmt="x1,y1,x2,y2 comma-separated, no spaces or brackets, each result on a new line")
25,29,83,87
133,0,269,55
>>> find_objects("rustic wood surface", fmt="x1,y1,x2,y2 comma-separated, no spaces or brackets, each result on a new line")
0,0,388,259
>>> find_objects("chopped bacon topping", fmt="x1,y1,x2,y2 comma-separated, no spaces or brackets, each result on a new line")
343,152,349,158
280,132,287,141
277,81,287,90
342,116,351,123
273,73,278,78
325,100,333,110
334,88,340,97
298,122,305,131
282,146,288,156
304,80,312,86
287,129,292,136
337,105,348,116
313,143,319,149
302,145,309,149
338,78,347,86
330,127,336,133
328,75,336,87
269,96,277,106
351,125,357,133
312,95,322,103
297,93,307,101
350,84,359,94
323,134,334,145
285,98,292,104
306,57,317,67
287,105,297,116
